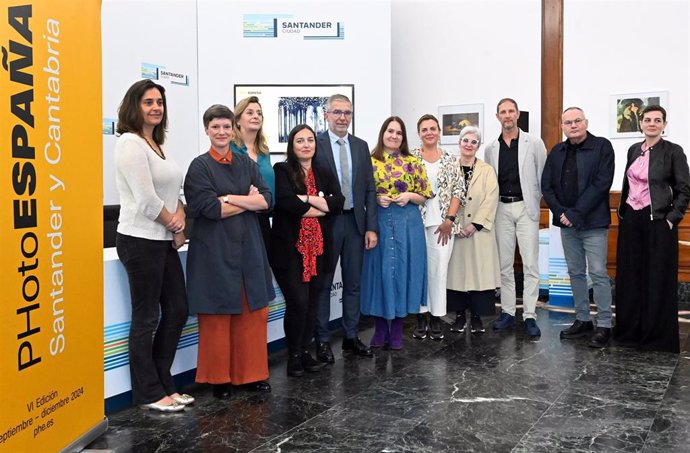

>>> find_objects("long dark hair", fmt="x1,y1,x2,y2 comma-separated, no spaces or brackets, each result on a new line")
371,116,410,162
116,79,168,145
285,124,317,190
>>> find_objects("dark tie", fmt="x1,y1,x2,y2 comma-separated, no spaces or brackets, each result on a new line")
338,138,352,208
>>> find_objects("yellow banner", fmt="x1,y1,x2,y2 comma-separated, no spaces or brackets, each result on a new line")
0,1,104,451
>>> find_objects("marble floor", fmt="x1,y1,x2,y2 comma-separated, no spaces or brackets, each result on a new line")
86,309,690,453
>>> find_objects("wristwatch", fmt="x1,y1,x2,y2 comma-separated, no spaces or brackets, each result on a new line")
222,196,230,204
445,215,456,222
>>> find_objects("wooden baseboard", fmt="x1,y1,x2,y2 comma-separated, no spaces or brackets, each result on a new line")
518,192,690,282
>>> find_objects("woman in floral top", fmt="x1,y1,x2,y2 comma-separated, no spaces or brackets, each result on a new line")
361,116,432,350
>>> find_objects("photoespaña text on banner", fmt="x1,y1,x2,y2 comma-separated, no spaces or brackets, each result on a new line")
1,1,105,451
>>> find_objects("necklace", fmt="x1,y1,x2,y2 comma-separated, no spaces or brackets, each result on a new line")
460,158,476,191
142,135,166,159
421,147,441,163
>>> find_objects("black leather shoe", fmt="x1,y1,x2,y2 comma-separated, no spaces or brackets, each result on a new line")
241,380,271,393
560,320,594,339
287,353,304,377
212,383,231,399
342,337,373,357
588,327,611,348
316,342,335,364
301,351,324,372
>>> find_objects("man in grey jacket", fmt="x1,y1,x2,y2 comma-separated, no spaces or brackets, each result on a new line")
484,98,546,338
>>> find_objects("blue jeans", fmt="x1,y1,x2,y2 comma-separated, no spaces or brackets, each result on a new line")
560,228,612,328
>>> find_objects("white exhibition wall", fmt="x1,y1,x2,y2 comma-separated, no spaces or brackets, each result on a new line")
392,0,690,188
196,0,391,161
102,0,199,205
101,0,690,202
391,0,543,159
563,0,690,189
102,0,391,204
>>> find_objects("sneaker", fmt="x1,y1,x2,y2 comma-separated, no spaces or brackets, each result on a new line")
450,312,467,333
412,314,428,339
588,327,611,348
493,313,515,331
428,315,445,340
470,315,485,334
560,320,594,339
525,318,541,338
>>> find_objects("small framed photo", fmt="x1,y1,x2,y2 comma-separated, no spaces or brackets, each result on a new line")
234,84,355,154
609,91,668,139
438,104,484,145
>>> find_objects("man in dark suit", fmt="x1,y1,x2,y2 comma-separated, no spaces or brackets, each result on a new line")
541,107,615,348
313,94,378,362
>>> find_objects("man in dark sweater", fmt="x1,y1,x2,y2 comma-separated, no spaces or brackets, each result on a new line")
541,107,615,348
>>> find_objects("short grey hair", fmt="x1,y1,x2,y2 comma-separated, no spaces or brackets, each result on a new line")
459,125,482,144
562,106,585,116
325,94,352,111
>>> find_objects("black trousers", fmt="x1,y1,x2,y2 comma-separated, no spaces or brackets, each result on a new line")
447,289,497,316
614,206,680,353
116,233,188,404
275,256,323,355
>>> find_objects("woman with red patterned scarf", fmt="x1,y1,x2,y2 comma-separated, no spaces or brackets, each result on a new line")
270,125,344,377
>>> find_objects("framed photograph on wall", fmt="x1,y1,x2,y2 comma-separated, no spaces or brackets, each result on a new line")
234,84,355,154
438,104,484,145
609,91,668,139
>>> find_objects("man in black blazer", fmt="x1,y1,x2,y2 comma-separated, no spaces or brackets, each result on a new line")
541,107,615,348
313,94,378,362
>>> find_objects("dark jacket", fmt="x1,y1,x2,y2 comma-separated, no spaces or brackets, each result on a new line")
313,131,377,235
270,162,344,273
184,152,275,314
618,138,690,225
542,132,615,230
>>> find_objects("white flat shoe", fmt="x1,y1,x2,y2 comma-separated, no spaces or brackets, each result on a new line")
171,393,195,405
140,401,185,412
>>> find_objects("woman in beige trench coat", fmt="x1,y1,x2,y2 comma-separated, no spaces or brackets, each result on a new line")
447,126,500,334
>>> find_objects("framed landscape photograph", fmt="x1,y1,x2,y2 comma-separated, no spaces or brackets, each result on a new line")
438,104,484,145
610,91,668,139
234,84,355,153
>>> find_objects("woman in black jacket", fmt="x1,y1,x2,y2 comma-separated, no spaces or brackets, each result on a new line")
615,105,690,353
271,125,344,376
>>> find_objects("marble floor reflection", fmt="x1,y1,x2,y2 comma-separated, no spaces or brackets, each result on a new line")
86,309,690,453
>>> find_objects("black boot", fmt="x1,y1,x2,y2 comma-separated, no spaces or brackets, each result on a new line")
412,313,428,339
428,315,444,340
287,353,304,377
301,351,324,372
588,327,611,348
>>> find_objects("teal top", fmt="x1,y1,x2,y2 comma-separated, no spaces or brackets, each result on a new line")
231,142,275,204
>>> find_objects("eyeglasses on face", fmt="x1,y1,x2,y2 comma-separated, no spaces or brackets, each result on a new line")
460,138,479,145
562,118,585,126
328,110,353,117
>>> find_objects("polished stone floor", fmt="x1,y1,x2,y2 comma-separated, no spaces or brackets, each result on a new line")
86,309,690,453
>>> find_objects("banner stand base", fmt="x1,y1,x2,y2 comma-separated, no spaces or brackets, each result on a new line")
60,417,109,453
